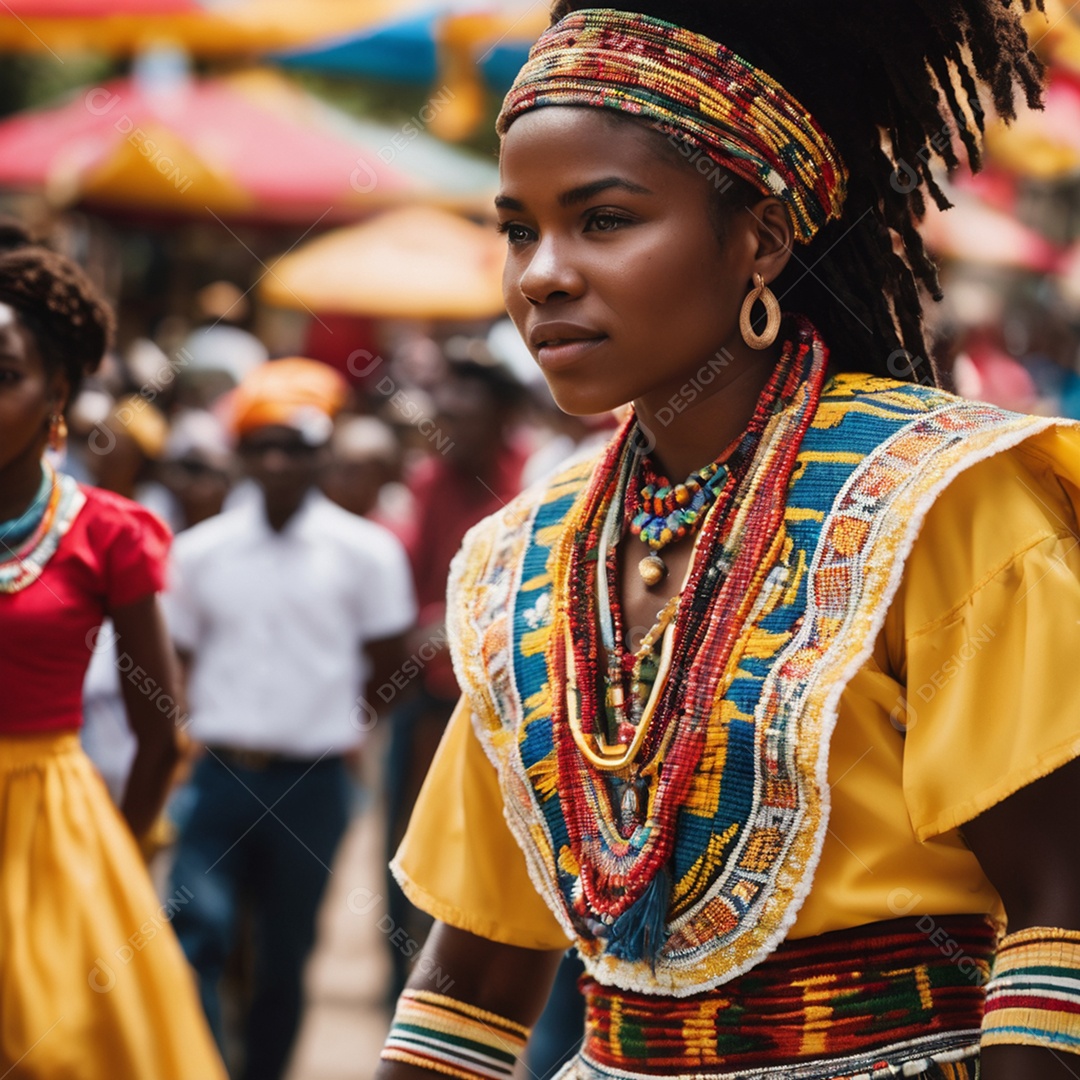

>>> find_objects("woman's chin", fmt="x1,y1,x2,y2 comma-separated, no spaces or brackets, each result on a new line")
544,379,629,420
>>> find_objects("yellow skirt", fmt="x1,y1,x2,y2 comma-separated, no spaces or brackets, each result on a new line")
0,731,226,1080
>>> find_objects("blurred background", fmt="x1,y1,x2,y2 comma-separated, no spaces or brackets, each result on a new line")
3,0,1079,1077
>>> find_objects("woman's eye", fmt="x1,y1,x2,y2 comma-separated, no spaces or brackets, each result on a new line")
496,222,534,245
0,369,20,385
586,211,630,233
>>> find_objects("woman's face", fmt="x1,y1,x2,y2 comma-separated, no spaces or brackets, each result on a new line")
0,303,63,472
498,107,762,417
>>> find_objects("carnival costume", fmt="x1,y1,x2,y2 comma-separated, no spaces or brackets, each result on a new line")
390,9,1080,1079
0,470,226,1079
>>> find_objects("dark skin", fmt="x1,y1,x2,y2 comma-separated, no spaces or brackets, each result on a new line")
238,425,325,533
0,302,180,839
378,108,1080,1079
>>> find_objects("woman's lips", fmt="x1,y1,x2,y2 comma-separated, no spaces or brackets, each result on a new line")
536,336,608,370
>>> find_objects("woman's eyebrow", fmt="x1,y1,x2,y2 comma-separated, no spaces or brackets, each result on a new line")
495,176,654,213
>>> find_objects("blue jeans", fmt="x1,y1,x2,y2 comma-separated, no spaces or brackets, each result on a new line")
169,751,350,1080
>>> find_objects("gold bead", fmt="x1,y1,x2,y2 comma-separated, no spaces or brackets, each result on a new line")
639,553,667,587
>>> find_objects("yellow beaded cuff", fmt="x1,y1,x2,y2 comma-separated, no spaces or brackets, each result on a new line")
982,927,1080,1055
381,990,531,1080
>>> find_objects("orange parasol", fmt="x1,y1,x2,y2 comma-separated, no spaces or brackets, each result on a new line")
259,205,506,319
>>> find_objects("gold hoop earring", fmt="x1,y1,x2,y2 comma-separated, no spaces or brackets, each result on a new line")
48,412,68,453
739,273,781,350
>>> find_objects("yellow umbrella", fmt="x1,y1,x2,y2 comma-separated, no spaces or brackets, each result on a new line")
0,0,430,55
260,205,506,320
75,121,254,214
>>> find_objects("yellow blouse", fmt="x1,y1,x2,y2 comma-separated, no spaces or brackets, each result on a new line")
393,427,1080,951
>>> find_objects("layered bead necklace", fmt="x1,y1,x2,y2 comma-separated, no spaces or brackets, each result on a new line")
0,461,84,594
627,452,735,587
547,316,829,953
595,437,744,803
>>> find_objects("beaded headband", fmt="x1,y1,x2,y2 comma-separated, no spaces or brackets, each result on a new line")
496,9,849,244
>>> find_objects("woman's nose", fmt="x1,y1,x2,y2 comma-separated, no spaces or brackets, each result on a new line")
517,236,585,306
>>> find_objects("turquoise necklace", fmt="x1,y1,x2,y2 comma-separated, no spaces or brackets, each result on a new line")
0,463,50,551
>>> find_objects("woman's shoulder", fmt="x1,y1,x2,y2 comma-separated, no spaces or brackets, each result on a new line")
919,421,1080,545
68,483,172,573
897,420,1080,638
74,483,171,542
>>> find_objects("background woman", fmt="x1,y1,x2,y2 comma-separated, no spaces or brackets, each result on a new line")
378,2,1080,1079
0,221,225,1078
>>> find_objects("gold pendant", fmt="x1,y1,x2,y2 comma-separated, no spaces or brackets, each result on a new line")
638,552,667,587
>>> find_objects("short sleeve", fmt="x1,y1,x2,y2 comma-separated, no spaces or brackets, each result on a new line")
92,493,172,609
892,427,1080,841
354,525,417,642
391,696,571,951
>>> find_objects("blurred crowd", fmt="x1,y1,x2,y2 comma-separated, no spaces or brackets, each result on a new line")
65,277,613,1079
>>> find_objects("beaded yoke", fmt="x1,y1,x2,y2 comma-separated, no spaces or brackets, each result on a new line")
445,371,1057,997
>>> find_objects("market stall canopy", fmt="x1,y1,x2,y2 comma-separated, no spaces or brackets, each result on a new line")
0,0,429,55
921,187,1063,273
0,65,497,221
273,3,546,140
274,3,544,89
260,205,505,319
5,1,197,13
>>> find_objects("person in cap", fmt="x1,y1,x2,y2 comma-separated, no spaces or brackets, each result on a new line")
378,3,1080,1080
0,220,226,1078
165,357,416,1080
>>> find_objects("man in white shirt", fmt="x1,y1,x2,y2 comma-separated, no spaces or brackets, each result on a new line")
164,359,415,1080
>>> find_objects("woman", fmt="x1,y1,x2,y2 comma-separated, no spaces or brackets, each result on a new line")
380,2,1080,1079
0,222,225,1078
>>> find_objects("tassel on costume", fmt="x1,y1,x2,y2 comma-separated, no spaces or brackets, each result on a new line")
605,866,671,964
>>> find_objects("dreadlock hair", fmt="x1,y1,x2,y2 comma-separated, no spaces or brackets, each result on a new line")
546,0,1046,384
0,219,114,402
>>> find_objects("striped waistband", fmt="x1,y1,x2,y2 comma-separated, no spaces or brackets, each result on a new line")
577,916,995,1079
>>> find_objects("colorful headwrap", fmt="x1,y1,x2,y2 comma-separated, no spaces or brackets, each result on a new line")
497,9,849,244
230,357,347,444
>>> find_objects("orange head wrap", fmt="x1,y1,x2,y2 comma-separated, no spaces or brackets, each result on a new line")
230,357,348,444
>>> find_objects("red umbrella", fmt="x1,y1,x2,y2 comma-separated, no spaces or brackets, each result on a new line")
0,68,428,222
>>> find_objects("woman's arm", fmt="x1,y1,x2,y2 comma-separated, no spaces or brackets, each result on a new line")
109,594,183,838
374,922,566,1080
963,756,1080,1079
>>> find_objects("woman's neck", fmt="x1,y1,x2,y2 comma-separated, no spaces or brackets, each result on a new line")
633,344,779,480
0,443,47,524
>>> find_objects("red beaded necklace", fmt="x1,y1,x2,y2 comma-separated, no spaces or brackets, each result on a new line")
547,318,829,929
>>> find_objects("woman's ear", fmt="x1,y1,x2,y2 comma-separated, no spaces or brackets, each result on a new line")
748,197,795,284
47,369,70,416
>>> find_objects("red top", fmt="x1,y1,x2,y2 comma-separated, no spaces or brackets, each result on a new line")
0,485,171,734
